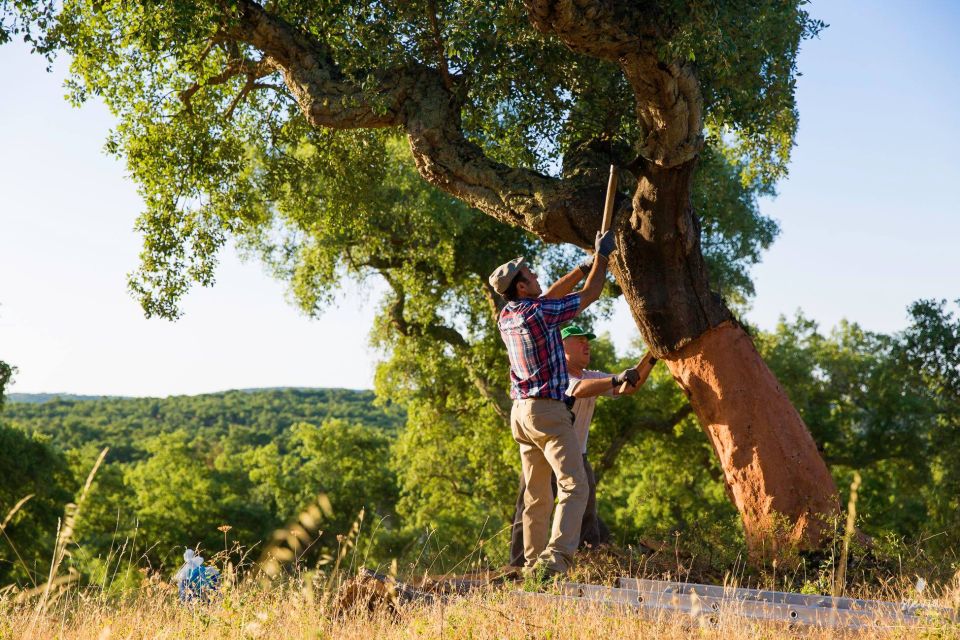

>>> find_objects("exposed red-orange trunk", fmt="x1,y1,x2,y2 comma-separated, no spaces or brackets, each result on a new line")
667,322,839,559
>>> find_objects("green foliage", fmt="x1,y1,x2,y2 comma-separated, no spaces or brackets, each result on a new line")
3,389,404,575
0,360,75,585
0,424,74,584
245,419,401,560
6,0,958,580
124,431,234,564
2,0,801,316
3,295,960,582
601,421,741,556
390,398,517,568
694,142,779,308
7,388,403,462
5,0,821,182
756,306,960,554
0,359,13,409
661,0,826,186
900,299,960,547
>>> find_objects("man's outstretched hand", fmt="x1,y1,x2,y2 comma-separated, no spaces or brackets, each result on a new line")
612,368,640,388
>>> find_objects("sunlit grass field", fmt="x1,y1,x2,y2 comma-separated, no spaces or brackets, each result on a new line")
4,532,959,640
4,572,959,640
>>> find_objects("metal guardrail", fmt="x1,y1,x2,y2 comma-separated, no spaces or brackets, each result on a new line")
618,577,948,618
350,568,956,631
514,577,957,631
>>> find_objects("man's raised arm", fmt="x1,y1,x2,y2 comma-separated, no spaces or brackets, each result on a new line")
543,260,589,299
619,352,658,396
576,231,615,315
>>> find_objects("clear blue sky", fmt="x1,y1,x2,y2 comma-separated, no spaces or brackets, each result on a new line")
1,1,958,396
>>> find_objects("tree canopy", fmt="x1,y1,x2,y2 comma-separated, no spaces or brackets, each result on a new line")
1,0,814,319
12,0,931,566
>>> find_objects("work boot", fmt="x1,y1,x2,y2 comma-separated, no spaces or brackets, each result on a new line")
521,562,562,592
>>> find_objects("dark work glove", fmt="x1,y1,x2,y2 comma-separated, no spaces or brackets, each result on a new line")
577,255,593,276
595,230,616,258
611,368,640,388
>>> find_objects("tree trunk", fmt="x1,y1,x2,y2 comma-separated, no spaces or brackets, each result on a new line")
611,160,840,560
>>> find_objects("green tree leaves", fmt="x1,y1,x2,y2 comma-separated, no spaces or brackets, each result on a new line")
0,425,73,584
3,301,959,576
2,0,813,318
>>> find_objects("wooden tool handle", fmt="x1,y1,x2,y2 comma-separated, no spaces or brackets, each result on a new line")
601,165,618,234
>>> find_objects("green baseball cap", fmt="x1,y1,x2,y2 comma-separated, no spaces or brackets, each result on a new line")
561,325,596,340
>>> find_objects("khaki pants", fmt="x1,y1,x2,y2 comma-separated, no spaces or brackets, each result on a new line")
508,454,611,568
511,398,588,573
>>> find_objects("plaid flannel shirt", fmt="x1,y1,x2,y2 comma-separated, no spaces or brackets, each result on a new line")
497,293,581,400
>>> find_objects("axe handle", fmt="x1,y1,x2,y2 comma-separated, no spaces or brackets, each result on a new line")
601,165,618,234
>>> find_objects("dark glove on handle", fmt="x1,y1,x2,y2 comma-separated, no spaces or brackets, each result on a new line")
595,230,616,258
611,368,640,388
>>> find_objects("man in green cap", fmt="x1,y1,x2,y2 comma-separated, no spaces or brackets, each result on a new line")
508,325,658,567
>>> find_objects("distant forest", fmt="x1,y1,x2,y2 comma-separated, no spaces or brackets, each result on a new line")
1,389,405,587
7,389,403,462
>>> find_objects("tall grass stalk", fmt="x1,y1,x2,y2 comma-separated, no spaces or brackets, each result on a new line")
1,494,37,588
34,448,108,615
834,471,862,598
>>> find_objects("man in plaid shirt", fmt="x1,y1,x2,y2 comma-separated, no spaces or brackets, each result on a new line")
489,230,616,580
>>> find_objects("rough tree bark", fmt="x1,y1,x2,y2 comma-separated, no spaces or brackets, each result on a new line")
229,0,839,561
610,160,839,558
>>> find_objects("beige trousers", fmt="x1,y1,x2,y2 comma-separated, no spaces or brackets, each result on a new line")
510,398,588,573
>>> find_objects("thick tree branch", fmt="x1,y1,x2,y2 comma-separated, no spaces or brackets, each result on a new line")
231,1,418,129
227,2,717,353
522,1,702,167
229,0,613,248
523,0,664,61
621,54,703,167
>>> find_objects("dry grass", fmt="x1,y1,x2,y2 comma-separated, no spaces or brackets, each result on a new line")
2,567,958,640
4,519,959,639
